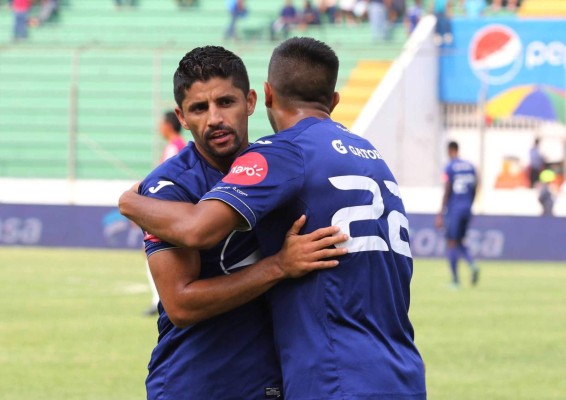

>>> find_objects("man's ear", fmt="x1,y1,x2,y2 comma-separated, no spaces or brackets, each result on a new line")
247,89,257,116
329,92,340,113
264,82,273,108
175,107,189,131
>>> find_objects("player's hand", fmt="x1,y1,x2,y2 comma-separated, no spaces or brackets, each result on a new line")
276,215,349,279
130,181,141,193
435,213,444,229
118,181,141,217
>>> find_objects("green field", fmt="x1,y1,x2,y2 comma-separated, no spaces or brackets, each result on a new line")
1,248,565,399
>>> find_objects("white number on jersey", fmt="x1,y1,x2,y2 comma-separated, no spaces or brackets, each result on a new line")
329,175,412,258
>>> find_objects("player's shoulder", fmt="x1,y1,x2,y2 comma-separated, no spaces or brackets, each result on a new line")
144,143,196,177
140,142,210,198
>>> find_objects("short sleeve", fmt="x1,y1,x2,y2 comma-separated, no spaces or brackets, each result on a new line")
200,140,304,230
139,178,192,257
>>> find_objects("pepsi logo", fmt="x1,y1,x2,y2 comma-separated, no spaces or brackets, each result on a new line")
469,24,523,85
222,152,268,185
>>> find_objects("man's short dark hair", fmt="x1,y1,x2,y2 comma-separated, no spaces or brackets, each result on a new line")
164,111,181,133
268,37,339,107
173,46,250,108
448,141,459,152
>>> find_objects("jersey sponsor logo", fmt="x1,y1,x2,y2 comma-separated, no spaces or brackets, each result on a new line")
148,180,174,194
331,139,382,160
222,152,268,185
255,140,272,145
143,231,162,243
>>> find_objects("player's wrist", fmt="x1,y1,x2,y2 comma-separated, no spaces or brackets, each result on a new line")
267,253,289,281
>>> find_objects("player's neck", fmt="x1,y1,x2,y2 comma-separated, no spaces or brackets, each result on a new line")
273,107,330,132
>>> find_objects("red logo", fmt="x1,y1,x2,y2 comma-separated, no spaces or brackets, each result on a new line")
222,152,268,185
144,232,162,243
469,24,523,85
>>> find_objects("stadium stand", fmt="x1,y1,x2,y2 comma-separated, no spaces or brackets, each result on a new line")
0,0,406,180
332,60,391,128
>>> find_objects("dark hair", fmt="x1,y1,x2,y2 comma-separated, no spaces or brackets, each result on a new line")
163,111,181,133
268,37,339,107
173,46,250,108
448,141,459,152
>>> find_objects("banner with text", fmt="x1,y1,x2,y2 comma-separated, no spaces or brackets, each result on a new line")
1,204,565,261
440,18,566,106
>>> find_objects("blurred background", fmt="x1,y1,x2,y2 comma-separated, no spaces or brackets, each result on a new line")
1,1,565,399
1,0,564,257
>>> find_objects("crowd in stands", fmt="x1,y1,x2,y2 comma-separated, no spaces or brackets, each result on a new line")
269,0,523,42
3,0,523,43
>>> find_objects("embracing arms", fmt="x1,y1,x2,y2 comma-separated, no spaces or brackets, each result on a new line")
149,216,348,328
120,184,240,249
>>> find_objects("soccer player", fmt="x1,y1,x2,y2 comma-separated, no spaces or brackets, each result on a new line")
121,37,427,399
435,140,480,287
159,111,186,162
139,46,348,399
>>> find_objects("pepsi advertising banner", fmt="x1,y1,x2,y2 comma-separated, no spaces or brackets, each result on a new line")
440,18,566,104
1,203,565,261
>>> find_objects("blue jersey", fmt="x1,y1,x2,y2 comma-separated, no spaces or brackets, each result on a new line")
202,118,426,400
140,142,282,400
444,157,477,214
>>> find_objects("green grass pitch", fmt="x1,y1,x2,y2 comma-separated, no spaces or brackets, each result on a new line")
1,247,565,399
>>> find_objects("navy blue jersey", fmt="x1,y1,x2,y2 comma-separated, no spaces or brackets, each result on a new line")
444,157,477,214
140,142,282,400
202,118,426,400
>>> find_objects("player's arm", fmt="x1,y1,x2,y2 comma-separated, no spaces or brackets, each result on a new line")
435,178,452,229
150,216,348,328
120,186,240,249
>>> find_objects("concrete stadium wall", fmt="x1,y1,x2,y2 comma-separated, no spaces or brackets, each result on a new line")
1,203,564,261
352,15,442,187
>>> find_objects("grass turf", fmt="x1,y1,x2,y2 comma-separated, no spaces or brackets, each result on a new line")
0,247,565,399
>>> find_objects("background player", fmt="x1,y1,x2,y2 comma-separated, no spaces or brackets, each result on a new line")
436,140,480,287
159,111,185,162
120,37,426,400
139,46,348,399
143,111,186,316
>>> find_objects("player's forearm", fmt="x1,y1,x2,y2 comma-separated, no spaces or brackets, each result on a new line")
169,255,285,327
120,190,240,249
119,190,207,248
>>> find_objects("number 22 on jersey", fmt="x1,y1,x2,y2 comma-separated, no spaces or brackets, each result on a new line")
329,175,412,258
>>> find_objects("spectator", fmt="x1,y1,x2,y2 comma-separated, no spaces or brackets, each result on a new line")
405,0,423,34
11,0,32,41
432,0,452,45
367,0,387,41
225,0,247,40
538,169,556,216
316,0,338,23
506,0,518,12
528,138,545,188
490,0,502,12
387,0,406,29
337,0,358,25
271,0,298,40
300,0,321,27
29,0,60,27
